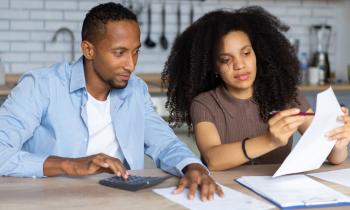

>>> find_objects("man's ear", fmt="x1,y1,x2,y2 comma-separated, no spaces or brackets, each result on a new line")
81,40,94,60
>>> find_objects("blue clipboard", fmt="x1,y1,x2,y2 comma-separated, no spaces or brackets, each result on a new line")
235,177,350,209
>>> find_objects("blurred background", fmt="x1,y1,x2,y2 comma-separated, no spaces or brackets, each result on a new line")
0,0,350,167
0,0,349,78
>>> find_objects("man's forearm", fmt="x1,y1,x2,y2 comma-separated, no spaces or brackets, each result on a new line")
182,163,209,175
43,156,71,176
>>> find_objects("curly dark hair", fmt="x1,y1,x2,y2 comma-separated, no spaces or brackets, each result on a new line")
161,6,300,129
82,2,137,43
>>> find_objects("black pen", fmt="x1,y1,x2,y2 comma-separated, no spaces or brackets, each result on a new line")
269,111,315,116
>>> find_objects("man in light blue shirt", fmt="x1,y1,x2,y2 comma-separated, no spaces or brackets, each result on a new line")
0,3,223,201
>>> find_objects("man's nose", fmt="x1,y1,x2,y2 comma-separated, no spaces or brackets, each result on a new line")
125,55,136,72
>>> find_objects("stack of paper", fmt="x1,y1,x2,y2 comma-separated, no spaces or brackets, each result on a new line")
309,168,350,188
153,184,274,210
236,175,350,209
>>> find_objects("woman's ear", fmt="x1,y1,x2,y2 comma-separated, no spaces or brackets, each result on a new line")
214,67,221,78
81,40,94,60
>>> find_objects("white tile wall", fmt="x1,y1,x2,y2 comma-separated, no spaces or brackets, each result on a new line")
0,20,9,30
31,11,63,20
11,0,43,9
0,0,9,8
0,0,348,81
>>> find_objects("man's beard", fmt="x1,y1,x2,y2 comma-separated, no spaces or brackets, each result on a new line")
108,80,128,89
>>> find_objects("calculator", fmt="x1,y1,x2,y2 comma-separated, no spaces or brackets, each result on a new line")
99,175,172,191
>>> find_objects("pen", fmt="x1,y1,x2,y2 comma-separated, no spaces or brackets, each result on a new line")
269,111,315,116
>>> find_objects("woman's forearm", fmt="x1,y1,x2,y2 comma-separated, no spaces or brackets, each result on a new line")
328,146,348,165
203,134,279,171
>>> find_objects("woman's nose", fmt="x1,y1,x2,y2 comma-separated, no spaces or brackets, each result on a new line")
232,58,245,70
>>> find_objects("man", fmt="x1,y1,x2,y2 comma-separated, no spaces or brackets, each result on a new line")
0,2,224,201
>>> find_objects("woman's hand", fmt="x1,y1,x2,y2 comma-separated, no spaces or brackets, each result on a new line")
327,107,350,156
267,108,306,147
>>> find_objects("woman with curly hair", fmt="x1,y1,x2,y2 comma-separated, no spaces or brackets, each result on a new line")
161,6,350,171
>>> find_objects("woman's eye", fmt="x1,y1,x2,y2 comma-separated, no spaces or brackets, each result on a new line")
219,58,230,64
243,51,251,56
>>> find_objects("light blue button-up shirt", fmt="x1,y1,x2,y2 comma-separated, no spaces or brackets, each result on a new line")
0,57,202,177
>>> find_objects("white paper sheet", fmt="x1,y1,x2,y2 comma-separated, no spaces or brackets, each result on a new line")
273,87,343,177
153,184,274,210
309,168,350,188
236,175,350,209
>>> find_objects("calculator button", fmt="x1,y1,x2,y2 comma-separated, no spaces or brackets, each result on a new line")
99,175,171,191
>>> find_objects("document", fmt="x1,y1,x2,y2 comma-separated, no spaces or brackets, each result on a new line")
236,174,350,209
273,87,343,177
309,168,350,188
153,184,274,210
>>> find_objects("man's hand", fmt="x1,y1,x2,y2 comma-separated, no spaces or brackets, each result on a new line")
173,163,224,201
44,153,129,178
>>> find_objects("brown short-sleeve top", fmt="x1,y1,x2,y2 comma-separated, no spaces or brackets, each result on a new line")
190,85,311,164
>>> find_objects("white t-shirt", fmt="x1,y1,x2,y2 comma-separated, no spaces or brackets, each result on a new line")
85,92,124,162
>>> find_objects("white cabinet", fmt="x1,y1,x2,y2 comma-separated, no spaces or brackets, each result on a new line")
144,129,200,169
150,96,169,117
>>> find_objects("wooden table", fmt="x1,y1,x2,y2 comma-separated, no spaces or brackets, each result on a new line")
1,162,350,210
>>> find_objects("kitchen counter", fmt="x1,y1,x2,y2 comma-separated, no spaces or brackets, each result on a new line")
0,73,167,96
0,74,20,96
1,73,350,96
299,84,350,91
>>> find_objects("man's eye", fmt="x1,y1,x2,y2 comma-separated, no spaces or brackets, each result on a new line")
114,51,124,56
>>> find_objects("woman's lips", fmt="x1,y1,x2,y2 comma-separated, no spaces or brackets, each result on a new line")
234,73,250,81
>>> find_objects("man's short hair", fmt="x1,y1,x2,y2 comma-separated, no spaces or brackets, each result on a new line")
81,2,137,43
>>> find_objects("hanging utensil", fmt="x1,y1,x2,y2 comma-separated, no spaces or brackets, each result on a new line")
128,0,144,19
176,3,181,38
144,2,156,48
189,1,194,25
159,2,168,50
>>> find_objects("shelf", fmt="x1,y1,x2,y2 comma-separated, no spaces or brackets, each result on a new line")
299,84,350,91
1,73,349,96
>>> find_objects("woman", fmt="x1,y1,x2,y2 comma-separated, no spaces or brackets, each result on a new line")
161,6,350,171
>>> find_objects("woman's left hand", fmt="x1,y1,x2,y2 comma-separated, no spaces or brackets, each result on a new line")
327,107,350,150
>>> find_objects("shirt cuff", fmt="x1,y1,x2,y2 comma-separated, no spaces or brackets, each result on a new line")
27,154,50,178
175,157,210,177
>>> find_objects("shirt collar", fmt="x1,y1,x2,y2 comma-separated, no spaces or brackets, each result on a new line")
215,85,255,119
217,85,255,104
69,56,86,93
